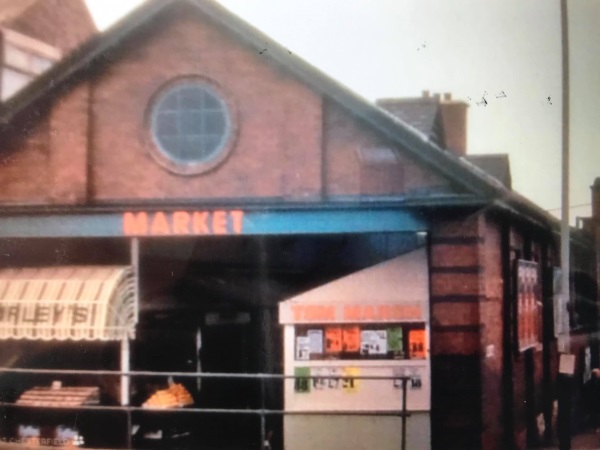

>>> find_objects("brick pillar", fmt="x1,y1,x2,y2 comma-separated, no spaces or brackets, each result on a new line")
429,214,484,450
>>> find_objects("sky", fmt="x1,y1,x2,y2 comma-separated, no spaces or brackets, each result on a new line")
84,0,600,223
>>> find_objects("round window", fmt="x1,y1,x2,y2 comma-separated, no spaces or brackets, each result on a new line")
150,82,233,174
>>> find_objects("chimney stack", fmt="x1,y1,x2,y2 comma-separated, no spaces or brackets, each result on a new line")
422,90,430,98
439,96,468,156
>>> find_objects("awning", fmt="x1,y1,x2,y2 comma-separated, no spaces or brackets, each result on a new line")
0,266,136,341
279,248,429,324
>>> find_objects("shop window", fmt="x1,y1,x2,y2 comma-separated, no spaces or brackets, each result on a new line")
516,260,542,351
149,80,234,175
294,323,426,361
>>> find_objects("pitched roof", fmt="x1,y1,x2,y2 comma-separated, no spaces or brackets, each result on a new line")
376,98,444,147
0,0,565,233
465,154,512,189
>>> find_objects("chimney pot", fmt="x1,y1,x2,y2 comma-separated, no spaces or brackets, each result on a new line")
422,90,430,98
444,92,452,101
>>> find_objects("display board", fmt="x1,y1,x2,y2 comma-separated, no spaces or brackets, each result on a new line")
280,249,431,413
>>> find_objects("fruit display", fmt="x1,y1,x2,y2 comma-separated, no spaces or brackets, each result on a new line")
142,383,193,409
16,386,100,408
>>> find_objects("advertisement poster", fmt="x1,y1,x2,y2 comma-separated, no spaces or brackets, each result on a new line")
387,327,403,353
325,327,342,353
517,260,540,351
312,367,342,390
360,330,387,355
307,329,323,354
342,326,360,352
294,367,311,393
409,329,426,359
342,367,359,393
295,336,310,361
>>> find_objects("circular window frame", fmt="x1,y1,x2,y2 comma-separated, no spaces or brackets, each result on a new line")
145,77,237,176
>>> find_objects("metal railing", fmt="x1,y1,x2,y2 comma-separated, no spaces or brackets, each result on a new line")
0,367,411,450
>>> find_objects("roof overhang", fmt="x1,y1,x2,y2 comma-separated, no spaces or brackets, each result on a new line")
279,248,429,325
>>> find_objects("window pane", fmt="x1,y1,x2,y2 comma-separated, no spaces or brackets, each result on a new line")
1,68,33,100
155,112,178,136
151,82,231,168
204,112,226,136
180,111,203,135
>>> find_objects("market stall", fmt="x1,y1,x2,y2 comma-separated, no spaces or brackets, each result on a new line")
279,247,431,450
0,265,137,447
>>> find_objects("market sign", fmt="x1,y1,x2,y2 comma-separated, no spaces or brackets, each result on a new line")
123,210,244,236
0,209,426,238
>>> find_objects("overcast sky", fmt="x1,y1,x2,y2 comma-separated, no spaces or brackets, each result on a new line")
84,0,600,223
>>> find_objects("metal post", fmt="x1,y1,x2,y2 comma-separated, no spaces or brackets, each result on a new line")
559,0,570,354
131,238,140,322
401,378,408,450
121,338,130,406
260,376,266,450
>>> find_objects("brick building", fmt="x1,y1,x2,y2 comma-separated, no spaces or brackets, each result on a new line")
0,1,596,449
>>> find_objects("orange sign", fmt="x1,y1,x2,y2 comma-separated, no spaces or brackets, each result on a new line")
325,327,342,353
288,304,422,323
409,329,426,359
342,326,360,352
123,210,244,236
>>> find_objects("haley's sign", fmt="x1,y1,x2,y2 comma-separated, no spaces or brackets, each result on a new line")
123,210,244,236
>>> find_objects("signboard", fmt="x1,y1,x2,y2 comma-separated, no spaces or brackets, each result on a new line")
517,260,540,351
281,303,424,324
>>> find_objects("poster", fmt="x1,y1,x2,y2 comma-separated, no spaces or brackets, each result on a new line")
342,367,359,393
409,329,426,359
294,367,311,393
517,260,540,351
307,329,323,354
342,326,360,352
360,330,387,355
312,367,342,390
325,326,342,353
387,327,403,353
296,336,310,361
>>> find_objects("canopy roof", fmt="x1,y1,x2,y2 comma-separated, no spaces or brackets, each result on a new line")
0,266,136,341
279,248,429,324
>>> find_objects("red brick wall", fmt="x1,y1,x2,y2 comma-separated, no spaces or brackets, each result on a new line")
49,82,90,203
480,218,504,450
0,118,50,203
429,214,484,449
8,0,96,53
89,6,322,202
323,101,449,197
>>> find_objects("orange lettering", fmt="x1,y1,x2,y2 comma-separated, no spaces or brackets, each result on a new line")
291,305,303,322
344,305,361,321
212,210,227,235
193,212,209,234
150,212,170,235
230,210,244,234
123,212,148,236
363,305,374,321
378,304,392,320
172,211,191,235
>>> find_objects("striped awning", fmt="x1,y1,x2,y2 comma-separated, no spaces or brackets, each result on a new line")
0,266,136,341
